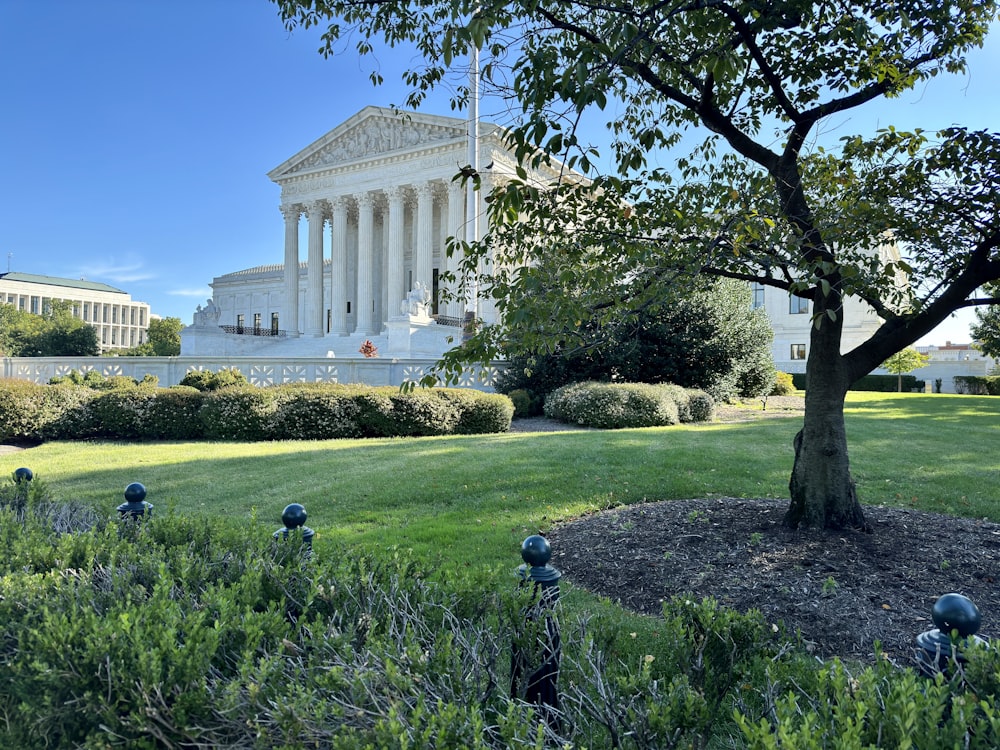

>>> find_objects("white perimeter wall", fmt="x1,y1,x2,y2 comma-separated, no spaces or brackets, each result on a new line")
2,357,499,391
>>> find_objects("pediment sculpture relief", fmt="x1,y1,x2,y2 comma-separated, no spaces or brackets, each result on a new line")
293,120,457,172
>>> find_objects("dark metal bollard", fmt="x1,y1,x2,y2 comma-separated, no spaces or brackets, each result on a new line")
511,534,561,730
117,482,153,520
13,467,33,484
915,593,988,677
273,503,315,558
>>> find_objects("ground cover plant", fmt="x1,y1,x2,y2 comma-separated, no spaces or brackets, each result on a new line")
1,392,999,747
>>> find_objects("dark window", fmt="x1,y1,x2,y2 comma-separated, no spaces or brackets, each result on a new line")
791,344,806,360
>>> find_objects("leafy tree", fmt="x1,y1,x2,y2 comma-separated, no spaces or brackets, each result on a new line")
500,278,774,403
0,300,98,356
881,347,930,392
971,283,1000,359
274,0,1000,531
121,316,183,357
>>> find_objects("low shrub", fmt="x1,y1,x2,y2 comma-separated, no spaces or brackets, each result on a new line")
954,375,1000,395
507,388,542,418
270,383,363,439
179,367,249,391
544,381,680,429
770,371,795,396
685,388,716,422
793,373,928,392
0,380,513,442
543,382,715,429
199,386,279,440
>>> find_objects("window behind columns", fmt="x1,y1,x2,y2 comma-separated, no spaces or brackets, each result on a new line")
272,313,279,334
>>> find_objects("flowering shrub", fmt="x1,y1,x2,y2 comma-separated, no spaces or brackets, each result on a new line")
270,384,363,439
543,381,719,429
0,381,514,441
200,387,279,441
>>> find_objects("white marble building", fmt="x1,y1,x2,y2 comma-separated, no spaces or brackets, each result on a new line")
181,106,888,373
0,271,151,352
183,106,532,359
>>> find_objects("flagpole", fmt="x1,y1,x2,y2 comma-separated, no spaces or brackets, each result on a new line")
464,39,480,320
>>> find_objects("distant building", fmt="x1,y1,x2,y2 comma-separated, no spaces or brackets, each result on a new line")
0,272,151,352
914,340,998,392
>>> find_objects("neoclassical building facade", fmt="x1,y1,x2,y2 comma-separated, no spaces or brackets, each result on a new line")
183,107,527,359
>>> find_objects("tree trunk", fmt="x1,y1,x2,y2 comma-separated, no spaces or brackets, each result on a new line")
783,304,871,531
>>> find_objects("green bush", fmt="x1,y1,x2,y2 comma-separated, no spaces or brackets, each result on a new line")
441,390,515,434
544,381,680,428
507,388,542,418
954,375,1000,395
736,651,1000,749
270,383,364,439
179,367,249,391
199,386,279,440
685,388,716,422
792,373,927,392
387,390,463,436
0,380,512,442
771,371,795,395
144,387,206,439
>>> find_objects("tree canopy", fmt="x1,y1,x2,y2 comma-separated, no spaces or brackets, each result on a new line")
971,283,1000,359
274,0,1000,531
496,278,775,404
881,347,930,392
0,301,99,357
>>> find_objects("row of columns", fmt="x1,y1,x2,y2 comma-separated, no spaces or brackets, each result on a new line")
281,179,475,338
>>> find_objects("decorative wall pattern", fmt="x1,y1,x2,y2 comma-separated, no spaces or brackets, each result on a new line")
2,357,499,392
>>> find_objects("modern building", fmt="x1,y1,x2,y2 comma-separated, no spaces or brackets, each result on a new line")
181,106,887,372
0,272,151,352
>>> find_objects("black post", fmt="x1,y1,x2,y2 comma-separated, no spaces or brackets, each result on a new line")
915,593,987,677
116,482,153,520
273,503,315,559
511,534,561,731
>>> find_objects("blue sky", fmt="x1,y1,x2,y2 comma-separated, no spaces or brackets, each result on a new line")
1,1,997,345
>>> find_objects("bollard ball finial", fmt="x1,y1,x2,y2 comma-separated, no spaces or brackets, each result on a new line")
124,482,147,503
931,593,981,638
13,467,33,483
521,535,552,567
281,503,308,529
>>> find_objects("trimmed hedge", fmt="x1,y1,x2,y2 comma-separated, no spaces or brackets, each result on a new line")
0,380,513,442
543,381,715,429
954,375,1000,395
790,373,927,392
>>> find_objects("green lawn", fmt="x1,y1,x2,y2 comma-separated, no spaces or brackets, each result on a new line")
4,392,997,576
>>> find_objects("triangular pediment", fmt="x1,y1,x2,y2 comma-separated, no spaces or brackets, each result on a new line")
269,107,468,181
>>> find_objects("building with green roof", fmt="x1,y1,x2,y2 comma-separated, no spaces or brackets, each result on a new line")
0,272,152,352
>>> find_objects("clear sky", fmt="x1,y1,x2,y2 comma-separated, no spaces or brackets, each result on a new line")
2,1,997,345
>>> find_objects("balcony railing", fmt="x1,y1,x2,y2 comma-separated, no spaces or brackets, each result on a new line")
221,325,289,338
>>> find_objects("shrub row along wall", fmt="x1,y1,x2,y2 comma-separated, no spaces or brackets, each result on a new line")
0,380,514,441
790,373,927,392
954,375,1000,395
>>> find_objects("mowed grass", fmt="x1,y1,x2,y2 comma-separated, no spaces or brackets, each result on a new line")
3,392,997,576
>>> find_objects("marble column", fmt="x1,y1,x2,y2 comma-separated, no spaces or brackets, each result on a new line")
329,197,349,335
305,200,327,337
281,204,301,335
415,182,434,298
385,186,405,318
355,192,377,335
447,181,465,319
